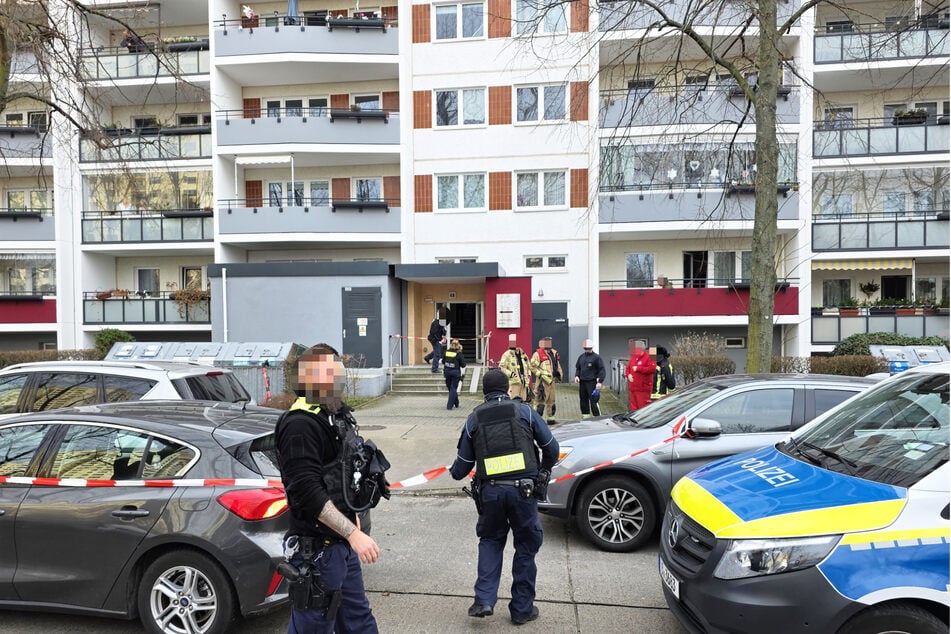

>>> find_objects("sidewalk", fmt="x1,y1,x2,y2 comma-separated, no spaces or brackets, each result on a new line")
353,381,625,492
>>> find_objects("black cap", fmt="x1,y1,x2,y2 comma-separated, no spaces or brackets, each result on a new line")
657,346,668,357
482,368,509,395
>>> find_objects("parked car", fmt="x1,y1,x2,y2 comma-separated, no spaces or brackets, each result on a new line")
660,362,949,634
0,400,288,633
539,374,879,552
0,360,252,419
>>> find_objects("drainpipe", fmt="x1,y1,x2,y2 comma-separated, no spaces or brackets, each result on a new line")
222,267,229,342
911,258,916,303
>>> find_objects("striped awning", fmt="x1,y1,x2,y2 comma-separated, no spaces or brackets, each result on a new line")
811,258,913,271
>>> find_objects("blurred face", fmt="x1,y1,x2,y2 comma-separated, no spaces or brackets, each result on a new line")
298,353,346,400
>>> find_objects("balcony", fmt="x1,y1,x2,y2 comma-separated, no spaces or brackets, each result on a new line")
81,45,211,80
217,107,399,147
815,23,949,64
79,126,212,162
81,209,214,244
599,282,799,318
217,198,401,235
812,311,949,344
0,294,56,324
0,209,55,241
599,0,798,32
83,291,209,325
215,16,398,58
812,209,950,251
599,184,799,224
813,117,950,159
0,126,51,159
600,85,800,129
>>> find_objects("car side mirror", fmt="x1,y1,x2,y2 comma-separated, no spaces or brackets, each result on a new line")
686,417,722,439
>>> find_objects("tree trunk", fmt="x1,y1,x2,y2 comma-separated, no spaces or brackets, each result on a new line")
746,3,780,373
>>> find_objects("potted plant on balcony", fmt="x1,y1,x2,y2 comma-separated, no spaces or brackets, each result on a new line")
170,286,210,318
838,295,861,316
859,280,880,298
892,108,929,126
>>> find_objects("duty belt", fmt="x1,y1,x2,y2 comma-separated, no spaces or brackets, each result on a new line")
487,478,532,487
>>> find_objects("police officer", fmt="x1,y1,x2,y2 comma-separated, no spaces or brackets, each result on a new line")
442,338,466,410
450,369,559,626
499,334,533,401
275,343,389,633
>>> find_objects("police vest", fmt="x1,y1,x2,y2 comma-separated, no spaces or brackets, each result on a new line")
443,350,460,369
471,398,539,480
286,398,391,513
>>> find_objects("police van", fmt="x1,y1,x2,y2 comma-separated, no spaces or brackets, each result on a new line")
659,362,949,634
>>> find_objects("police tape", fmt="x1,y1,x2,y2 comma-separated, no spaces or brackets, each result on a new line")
388,465,452,489
0,475,284,488
389,334,489,342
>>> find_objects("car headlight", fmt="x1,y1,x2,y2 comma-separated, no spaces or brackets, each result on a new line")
554,446,572,467
713,535,840,580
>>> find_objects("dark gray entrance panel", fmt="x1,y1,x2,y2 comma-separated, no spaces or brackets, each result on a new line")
532,303,569,383
342,287,383,368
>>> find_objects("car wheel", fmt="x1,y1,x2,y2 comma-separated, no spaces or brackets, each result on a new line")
138,549,236,634
838,603,946,634
575,476,655,552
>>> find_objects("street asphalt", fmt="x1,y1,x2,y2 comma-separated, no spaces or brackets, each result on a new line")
0,385,688,633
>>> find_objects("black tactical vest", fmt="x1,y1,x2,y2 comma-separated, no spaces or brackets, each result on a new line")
471,398,539,480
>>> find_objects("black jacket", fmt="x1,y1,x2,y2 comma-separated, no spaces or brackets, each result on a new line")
428,320,446,345
575,351,606,382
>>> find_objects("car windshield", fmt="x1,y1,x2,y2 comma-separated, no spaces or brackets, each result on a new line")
785,371,949,488
617,382,723,428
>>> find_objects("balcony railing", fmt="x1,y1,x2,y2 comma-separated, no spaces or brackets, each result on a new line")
599,183,799,224
813,117,950,158
599,0,798,32
812,209,950,251
0,208,55,241
599,283,799,318
217,198,401,235
0,295,56,324
81,209,214,244
83,290,210,324
215,15,398,57
217,107,399,146
81,44,210,80
600,85,800,128
0,125,51,159
79,126,212,162
815,23,949,63
812,311,949,343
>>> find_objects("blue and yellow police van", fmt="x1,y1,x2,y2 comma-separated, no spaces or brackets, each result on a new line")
659,362,949,634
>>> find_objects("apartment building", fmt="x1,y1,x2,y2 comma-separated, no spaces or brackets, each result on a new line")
0,0,947,382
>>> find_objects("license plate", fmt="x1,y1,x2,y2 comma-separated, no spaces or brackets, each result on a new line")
659,558,680,600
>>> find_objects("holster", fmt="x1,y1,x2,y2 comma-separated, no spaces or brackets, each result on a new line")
464,480,484,514
281,538,342,615
534,469,551,501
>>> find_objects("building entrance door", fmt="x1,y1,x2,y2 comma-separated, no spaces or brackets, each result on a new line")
436,302,484,362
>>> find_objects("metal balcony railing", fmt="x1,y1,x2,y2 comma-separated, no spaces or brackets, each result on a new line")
598,0,799,32
81,44,210,80
81,209,214,244
812,311,949,343
812,208,950,250
79,126,212,162
83,290,210,324
813,116,950,158
815,21,950,63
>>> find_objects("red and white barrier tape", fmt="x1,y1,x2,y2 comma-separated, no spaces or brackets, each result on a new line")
389,334,489,342
0,475,284,488
389,465,451,489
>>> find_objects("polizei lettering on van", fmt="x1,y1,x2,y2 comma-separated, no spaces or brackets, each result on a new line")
736,457,800,488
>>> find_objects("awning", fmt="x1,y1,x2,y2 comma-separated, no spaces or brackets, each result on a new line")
235,156,292,165
811,258,913,271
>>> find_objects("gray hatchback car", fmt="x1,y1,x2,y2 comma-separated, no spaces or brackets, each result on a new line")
0,400,288,633
539,374,878,552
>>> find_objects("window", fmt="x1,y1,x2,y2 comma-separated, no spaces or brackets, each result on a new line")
912,190,935,213
5,113,24,126
132,116,158,130
825,20,853,33
883,192,906,215
6,191,26,211
724,337,746,349
103,376,157,402
821,193,853,217
0,253,56,295
437,257,478,263
136,268,160,293
515,0,567,35
353,94,381,111
822,279,851,306
436,173,486,210
434,2,484,40
309,98,328,117
28,111,48,131
916,277,937,303
813,388,860,419
822,106,855,129
524,255,567,271
515,171,566,209
0,424,50,477
712,251,751,285
142,436,196,478
30,373,99,411
266,100,281,118
435,88,485,127
699,388,795,433
268,182,282,206
516,85,566,122
628,78,656,93
354,178,383,201
883,103,906,119
182,267,202,290
310,180,330,206
625,253,654,288
176,113,210,126
0,374,29,415
285,181,304,206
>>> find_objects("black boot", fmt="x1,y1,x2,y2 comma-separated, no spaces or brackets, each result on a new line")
536,404,545,416
551,404,556,416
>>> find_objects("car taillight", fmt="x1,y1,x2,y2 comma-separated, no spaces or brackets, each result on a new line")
266,571,284,597
217,488,288,520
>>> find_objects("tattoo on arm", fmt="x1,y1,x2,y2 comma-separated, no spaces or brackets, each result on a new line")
318,500,356,538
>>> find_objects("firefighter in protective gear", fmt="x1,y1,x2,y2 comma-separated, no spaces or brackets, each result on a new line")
450,369,560,626
531,337,562,423
651,346,676,400
499,334,533,402
442,338,467,410
275,343,390,634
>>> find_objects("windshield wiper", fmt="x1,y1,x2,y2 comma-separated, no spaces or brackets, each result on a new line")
790,438,857,474
785,437,823,467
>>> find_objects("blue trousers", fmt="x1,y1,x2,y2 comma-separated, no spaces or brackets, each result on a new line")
287,542,378,634
474,484,544,621
425,341,444,371
444,370,461,409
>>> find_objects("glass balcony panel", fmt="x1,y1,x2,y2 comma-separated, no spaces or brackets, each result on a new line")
812,317,839,342
115,54,139,78
197,50,210,72
840,33,868,59
84,300,104,322
101,218,122,242
925,315,947,337
928,126,950,152
869,31,899,58
840,315,867,338
142,217,163,241
82,220,102,242
842,128,869,154
896,315,924,337
182,218,203,240
201,217,213,237
866,315,894,333
138,54,158,76
813,130,840,156
868,127,895,154
180,135,201,157
160,136,180,159
122,300,146,323
897,126,926,153
838,222,867,249
812,224,839,250
199,134,213,156
926,220,950,247
162,218,184,241
900,29,927,56
140,140,161,160
122,217,143,241
103,301,125,322
896,220,925,247
814,36,840,62
868,221,896,248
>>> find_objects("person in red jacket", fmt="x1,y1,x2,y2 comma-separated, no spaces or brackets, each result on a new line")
625,344,656,411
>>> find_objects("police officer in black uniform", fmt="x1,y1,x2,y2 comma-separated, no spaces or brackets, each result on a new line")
450,369,560,626
442,338,466,410
275,343,390,634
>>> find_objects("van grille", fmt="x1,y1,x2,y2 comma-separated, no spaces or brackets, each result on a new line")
662,501,717,575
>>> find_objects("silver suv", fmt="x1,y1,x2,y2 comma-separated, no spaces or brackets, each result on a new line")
0,360,251,419
540,373,878,552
